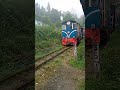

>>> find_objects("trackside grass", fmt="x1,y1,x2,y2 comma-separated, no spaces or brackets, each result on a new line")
69,39,85,70
69,39,85,90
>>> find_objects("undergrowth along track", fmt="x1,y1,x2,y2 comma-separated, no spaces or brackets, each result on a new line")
35,46,65,61
0,46,71,90
35,46,71,70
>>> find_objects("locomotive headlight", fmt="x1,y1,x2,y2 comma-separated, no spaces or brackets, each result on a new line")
67,21,70,25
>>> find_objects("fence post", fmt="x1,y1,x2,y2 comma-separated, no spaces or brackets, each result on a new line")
74,43,77,60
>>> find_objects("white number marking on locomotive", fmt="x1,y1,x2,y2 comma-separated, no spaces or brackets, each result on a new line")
92,43,100,78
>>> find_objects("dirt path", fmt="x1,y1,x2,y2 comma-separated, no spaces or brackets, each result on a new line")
35,48,85,90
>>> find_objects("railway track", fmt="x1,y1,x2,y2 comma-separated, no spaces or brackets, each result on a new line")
0,46,71,90
35,46,66,61
35,46,71,70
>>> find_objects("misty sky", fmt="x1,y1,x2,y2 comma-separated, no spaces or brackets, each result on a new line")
35,0,84,18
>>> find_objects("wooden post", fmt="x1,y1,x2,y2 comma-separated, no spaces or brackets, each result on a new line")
74,44,77,60
92,43,100,79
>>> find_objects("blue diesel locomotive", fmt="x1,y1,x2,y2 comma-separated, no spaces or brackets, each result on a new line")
62,20,82,45
80,0,115,46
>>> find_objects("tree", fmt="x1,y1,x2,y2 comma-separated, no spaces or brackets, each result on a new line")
40,6,46,16
47,2,51,12
46,2,51,17
41,16,52,25
79,15,85,27
35,3,84,28
63,11,75,21
35,3,41,21
50,8,61,24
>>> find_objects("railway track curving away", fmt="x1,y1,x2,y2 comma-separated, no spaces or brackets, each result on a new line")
0,46,71,90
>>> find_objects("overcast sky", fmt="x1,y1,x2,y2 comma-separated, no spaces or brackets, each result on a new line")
35,0,84,18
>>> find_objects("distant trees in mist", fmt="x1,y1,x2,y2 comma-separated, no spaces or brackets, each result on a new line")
35,3,85,27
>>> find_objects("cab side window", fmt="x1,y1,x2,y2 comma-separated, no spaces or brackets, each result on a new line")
62,25,66,30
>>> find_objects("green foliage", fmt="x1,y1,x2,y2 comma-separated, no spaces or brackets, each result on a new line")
79,15,85,27
79,79,85,90
0,0,34,65
35,3,61,26
35,25,62,59
0,0,35,80
69,39,85,70
35,3,85,27
62,11,75,21
100,29,120,89
50,8,61,24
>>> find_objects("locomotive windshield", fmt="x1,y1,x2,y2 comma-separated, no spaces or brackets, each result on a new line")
72,23,78,29
62,21,78,30
62,25,66,30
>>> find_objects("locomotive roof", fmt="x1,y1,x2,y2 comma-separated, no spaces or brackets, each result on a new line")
62,20,79,25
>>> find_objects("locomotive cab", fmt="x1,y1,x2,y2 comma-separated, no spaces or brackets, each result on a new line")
80,0,101,45
62,20,81,46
